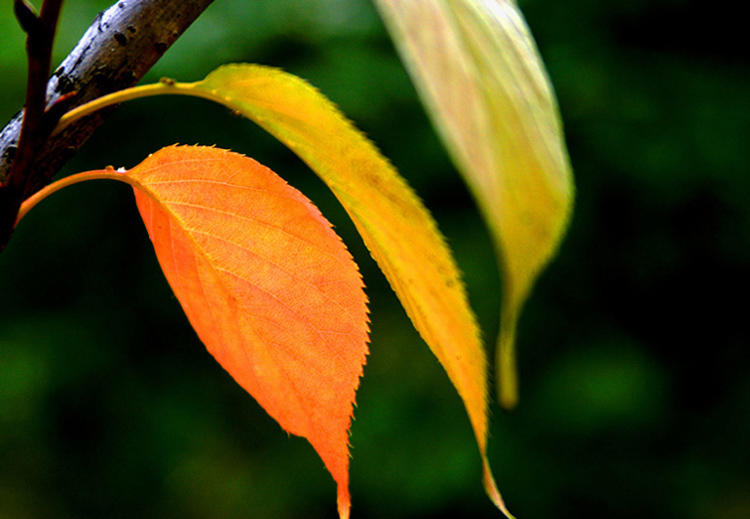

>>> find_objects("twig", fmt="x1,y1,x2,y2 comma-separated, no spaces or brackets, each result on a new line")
8,0,65,193
0,0,64,252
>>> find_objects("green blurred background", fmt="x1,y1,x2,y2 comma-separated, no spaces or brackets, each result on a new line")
1,0,749,517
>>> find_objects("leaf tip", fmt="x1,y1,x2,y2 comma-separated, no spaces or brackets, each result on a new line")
337,485,351,519
482,459,515,519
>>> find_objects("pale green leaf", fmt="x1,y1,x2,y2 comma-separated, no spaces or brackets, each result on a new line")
374,0,575,413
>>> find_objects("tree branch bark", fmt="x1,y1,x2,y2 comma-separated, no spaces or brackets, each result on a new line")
0,0,214,251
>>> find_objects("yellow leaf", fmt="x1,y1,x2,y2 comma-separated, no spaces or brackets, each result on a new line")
187,64,493,514
374,0,575,415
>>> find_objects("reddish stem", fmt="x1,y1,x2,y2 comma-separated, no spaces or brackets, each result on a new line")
0,0,64,251
8,0,64,192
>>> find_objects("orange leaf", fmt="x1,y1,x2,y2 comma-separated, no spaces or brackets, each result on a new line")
126,145,368,518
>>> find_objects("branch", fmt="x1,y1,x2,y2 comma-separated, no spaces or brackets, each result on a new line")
0,0,214,251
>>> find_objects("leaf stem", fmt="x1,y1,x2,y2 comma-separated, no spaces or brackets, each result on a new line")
497,302,519,410
55,79,219,132
15,168,132,226
497,327,519,410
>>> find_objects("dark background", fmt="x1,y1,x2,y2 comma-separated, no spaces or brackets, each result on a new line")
1,0,749,517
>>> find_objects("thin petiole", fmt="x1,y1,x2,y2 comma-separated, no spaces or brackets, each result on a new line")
15,168,135,226
55,79,221,132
